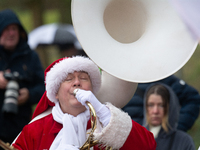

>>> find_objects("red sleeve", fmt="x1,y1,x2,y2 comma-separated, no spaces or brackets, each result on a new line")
121,120,156,150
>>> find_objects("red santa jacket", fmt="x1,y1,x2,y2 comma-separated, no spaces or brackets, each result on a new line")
12,103,156,150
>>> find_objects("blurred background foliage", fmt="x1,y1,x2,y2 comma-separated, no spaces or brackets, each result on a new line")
1,0,200,149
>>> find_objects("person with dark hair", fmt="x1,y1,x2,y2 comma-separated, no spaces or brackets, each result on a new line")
122,75,200,132
56,24,88,58
58,43,87,58
144,83,195,150
0,9,45,145
12,56,156,150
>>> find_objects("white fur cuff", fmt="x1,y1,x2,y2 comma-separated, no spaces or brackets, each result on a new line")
93,103,132,149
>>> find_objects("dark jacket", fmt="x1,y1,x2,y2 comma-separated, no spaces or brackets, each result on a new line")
143,83,195,150
122,75,200,131
0,9,45,143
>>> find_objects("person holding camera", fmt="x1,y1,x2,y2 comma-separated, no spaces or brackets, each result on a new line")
0,9,45,146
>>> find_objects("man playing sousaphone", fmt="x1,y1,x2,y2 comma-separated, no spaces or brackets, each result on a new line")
12,56,156,150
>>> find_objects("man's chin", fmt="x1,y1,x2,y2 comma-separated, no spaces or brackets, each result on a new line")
4,44,16,51
72,100,84,107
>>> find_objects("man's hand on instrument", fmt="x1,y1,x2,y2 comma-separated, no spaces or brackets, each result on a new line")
75,89,111,127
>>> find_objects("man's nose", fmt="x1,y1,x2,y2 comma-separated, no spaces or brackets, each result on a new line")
73,78,81,87
8,29,15,35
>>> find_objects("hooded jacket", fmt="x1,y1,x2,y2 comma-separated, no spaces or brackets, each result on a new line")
122,75,200,132
143,83,195,150
0,9,45,143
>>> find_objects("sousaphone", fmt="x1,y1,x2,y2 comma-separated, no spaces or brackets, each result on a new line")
71,0,198,108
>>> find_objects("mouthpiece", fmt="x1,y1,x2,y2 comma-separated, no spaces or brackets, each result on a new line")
73,89,79,96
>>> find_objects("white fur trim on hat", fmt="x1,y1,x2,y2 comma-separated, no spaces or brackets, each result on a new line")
46,56,101,103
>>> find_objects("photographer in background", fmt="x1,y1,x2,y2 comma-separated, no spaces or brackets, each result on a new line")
0,9,45,146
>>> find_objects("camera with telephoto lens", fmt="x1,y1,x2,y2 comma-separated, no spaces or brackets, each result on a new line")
2,71,22,114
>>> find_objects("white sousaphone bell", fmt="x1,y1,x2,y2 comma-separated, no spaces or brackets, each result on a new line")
71,0,198,108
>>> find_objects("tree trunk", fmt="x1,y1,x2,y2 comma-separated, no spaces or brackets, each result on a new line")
27,0,45,28
59,0,72,24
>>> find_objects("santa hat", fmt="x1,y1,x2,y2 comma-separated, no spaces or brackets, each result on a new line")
46,56,101,103
32,56,101,119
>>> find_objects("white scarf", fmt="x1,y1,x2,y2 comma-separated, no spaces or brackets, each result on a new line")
50,102,90,150
149,125,161,138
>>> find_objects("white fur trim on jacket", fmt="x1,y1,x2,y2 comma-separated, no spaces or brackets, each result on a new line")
93,103,132,149
46,56,101,103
